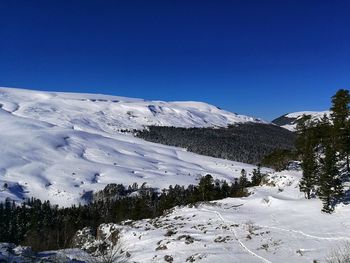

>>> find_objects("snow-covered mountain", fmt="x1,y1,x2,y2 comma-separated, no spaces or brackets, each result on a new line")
272,111,330,131
0,87,266,206
1,87,349,263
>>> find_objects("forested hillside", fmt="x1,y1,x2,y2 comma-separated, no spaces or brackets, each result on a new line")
136,123,296,164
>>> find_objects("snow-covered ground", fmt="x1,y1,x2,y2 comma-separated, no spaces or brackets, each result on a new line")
0,243,91,263
96,170,349,263
0,87,265,206
3,170,348,262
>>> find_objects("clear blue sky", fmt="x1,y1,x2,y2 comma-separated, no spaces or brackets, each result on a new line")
0,0,349,120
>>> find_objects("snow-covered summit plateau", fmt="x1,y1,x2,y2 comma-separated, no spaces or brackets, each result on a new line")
0,87,263,131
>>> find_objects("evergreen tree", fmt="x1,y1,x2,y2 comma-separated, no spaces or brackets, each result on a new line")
318,141,343,213
251,164,262,186
296,115,318,199
239,169,249,188
330,89,350,173
299,139,318,199
331,89,350,130
220,180,231,198
198,174,214,201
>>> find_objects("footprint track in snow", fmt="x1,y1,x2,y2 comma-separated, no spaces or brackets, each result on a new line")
200,208,272,263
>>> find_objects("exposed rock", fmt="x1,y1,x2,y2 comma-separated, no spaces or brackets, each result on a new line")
72,227,96,253
72,224,121,255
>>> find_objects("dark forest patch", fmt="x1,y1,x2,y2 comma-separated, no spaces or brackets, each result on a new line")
135,123,296,164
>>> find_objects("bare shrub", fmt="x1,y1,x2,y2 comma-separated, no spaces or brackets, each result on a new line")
85,241,128,263
326,243,350,263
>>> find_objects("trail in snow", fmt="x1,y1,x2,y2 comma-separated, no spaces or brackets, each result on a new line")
200,208,272,263
215,205,350,241
248,223,350,241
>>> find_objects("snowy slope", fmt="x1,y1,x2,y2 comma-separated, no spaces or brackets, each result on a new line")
0,87,266,206
86,170,350,263
272,111,330,131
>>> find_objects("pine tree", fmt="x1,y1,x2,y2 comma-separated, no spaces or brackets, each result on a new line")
330,89,350,174
221,180,231,198
299,139,318,199
295,114,313,155
198,174,214,201
251,164,262,186
239,169,248,188
318,141,343,213
331,89,350,130
297,115,318,199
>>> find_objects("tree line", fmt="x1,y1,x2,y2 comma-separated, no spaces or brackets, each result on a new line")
298,89,350,213
0,170,263,252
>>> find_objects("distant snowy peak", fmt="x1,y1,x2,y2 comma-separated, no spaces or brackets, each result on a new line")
272,110,330,131
0,87,264,132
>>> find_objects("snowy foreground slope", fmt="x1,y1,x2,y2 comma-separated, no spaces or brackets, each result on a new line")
0,87,265,206
5,171,349,262
272,111,330,131
79,171,350,263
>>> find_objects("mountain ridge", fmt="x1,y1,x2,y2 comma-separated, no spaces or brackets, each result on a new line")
0,87,265,131
272,110,330,131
